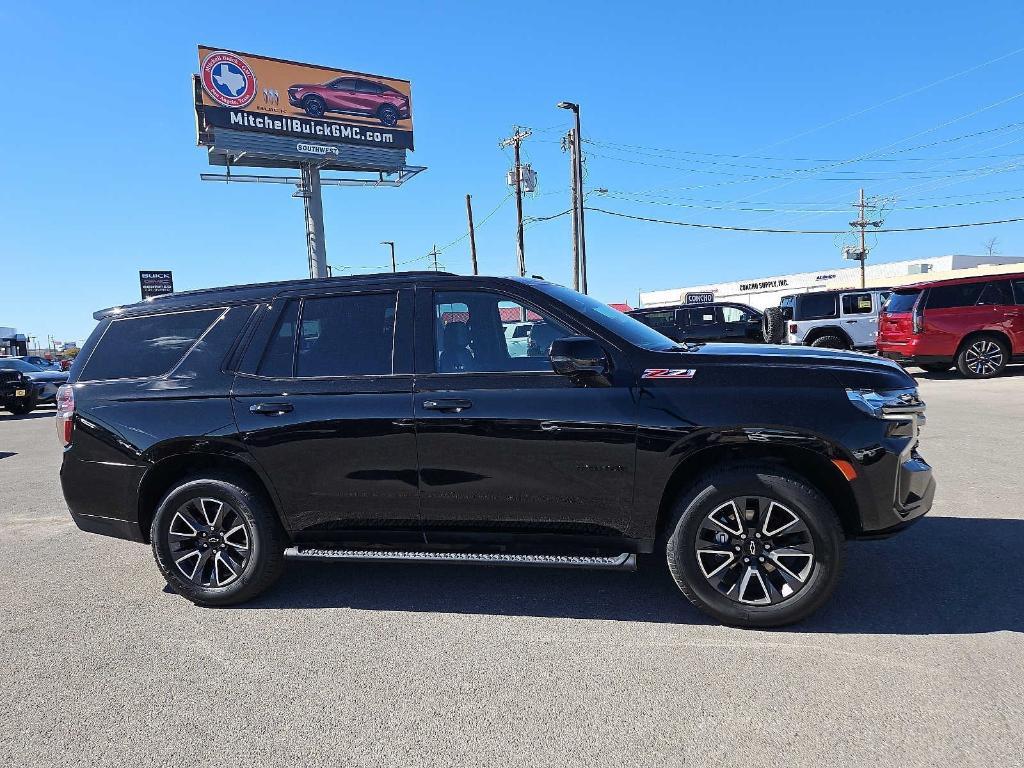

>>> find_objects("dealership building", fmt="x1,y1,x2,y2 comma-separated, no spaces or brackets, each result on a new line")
639,254,1024,310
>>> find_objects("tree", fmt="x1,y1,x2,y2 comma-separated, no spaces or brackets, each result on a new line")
983,237,1000,257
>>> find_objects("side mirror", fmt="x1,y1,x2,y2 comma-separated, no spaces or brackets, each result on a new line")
549,337,609,377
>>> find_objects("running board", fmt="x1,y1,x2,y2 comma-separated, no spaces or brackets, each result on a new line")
284,547,636,571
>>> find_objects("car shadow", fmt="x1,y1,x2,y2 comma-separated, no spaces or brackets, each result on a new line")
0,451,15,460
243,516,1023,635
0,410,54,421
912,365,1024,381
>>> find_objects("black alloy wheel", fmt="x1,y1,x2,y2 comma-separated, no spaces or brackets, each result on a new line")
694,497,815,606
167,497,252,588
665,464,844,628
151,475,286,606
378,104,399,126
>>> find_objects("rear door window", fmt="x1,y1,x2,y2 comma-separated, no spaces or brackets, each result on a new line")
926,283,985,309
977,280,1015,306
294,293,397,377
841,293,873,315
80,308,223,381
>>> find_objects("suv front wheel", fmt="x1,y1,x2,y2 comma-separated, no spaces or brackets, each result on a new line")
151,475,286,606
665,464,844,628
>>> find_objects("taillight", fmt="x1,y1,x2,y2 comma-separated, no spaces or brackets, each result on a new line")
788,323,798,334
55,384,74,446
912,304,924,334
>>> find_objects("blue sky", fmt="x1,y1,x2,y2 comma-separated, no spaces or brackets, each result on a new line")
3,1,1024,343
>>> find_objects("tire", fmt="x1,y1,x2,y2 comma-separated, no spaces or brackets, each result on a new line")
6,395,36,415
151,474,286,606
956,335,1009,379
761,307,785,344
302,95,326,118
918,362,952,373
664,464,844,628
810,335,849,350
378,104,399,126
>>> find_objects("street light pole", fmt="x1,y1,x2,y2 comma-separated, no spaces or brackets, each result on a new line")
380,241,396,272
557,101,588,293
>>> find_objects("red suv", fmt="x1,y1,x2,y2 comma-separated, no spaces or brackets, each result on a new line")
287,77,410,126
878,272,1024,378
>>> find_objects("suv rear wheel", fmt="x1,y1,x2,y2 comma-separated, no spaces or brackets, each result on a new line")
151,475,286,606
956,335,1008,378
810,335,849,350
665,464,844,628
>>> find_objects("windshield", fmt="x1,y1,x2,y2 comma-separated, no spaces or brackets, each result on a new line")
532,282,677,350
885,290,920,313
0,358,43,372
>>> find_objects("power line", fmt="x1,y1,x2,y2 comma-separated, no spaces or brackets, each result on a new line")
580,205,1024,235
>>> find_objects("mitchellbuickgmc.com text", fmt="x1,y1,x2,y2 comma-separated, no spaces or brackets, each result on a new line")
228,111,395,143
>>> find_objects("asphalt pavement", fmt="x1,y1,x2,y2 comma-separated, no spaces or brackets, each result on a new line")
1,371,1022,767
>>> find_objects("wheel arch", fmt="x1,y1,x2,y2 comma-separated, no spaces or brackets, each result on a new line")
955,328,1012,357
137,449,285,544
804,325,852,346
654,443,861,542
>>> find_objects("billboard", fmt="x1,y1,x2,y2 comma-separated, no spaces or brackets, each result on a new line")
196,46,413,152
140,271,174,300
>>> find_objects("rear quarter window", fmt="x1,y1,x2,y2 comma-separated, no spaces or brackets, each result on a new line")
885,291,920,313
80,308,223,381
796,293,838,320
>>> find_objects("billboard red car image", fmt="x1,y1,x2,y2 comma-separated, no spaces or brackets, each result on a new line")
287,77,411,126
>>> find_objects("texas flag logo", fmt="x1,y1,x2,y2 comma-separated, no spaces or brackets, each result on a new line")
642,368,697,379
201,51,257,108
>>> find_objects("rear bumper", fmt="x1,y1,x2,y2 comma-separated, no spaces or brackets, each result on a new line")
879,350,950,366
60,452,147,540
68,510,145,543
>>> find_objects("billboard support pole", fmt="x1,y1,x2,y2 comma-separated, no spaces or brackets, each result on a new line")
301,163,328,279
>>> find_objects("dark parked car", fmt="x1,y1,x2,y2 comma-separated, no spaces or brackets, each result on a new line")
288,77,410,126
19,355,61,370
628,302,763,344
59,273,933,627
0,357,67,404
1,365,36,414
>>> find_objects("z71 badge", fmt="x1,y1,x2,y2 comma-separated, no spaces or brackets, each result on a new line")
642,368,697,379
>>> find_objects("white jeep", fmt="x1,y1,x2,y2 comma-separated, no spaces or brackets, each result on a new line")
763,288,892,350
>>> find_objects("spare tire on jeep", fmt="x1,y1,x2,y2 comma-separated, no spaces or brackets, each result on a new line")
762,306,785,344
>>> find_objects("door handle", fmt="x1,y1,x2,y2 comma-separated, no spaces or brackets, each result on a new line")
249,402,294,415
845,319,859,323
422,398,473,412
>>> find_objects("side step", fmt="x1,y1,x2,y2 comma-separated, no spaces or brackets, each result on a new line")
284,547,636,571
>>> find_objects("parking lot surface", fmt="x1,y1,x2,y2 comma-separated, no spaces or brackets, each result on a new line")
1,371,1022,767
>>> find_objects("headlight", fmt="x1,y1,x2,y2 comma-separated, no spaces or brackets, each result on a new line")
845,387,925,420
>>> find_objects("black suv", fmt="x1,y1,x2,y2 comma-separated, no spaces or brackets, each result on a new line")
58,273,934,627
628,302,763,344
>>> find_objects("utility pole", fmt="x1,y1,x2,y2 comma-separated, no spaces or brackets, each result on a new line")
848,188,882,289
381,241,396,272
557,102,588,293
465,194,479,275
562,128,581,291
428,244,441,272
499,127,532,277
